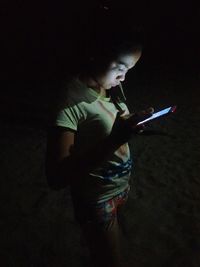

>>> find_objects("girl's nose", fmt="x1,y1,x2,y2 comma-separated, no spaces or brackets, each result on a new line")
117,74,125,82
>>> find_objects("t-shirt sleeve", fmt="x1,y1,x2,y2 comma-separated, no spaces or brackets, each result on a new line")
55,104,81,131
50,81,86,131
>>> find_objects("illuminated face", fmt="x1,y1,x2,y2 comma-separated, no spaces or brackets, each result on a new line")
95,50,142,90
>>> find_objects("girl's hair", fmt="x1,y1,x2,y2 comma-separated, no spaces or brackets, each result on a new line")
71,7,144,76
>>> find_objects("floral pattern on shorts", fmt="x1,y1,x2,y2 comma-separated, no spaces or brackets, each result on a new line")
94,187,130,223
72,186,130,227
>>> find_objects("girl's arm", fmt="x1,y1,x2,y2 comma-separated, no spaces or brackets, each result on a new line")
45,126,121,190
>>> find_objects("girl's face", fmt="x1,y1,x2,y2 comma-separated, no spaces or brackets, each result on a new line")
95,50,142,90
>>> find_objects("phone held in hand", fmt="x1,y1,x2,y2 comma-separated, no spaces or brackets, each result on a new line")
137,106,177,125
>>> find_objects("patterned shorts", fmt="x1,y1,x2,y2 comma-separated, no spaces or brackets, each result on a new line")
71,186,130,227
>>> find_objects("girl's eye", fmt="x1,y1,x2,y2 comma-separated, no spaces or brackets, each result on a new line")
118,67,127,73
110,64,127,72
117,64,127,72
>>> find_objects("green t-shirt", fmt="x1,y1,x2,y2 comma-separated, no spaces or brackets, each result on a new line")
53,78,132,203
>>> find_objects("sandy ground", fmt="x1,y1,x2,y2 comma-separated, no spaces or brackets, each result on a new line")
1,66,200,266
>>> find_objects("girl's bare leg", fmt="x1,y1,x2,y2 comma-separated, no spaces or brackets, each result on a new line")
81,216,122,267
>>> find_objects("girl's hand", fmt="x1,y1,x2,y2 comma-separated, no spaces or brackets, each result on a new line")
110,107,154,146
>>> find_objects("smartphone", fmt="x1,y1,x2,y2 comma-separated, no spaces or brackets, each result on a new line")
137,106,177,125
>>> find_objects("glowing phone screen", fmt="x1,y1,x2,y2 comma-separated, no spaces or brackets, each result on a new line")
137,107,173,125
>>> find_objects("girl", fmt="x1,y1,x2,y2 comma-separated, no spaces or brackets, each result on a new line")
45,10,153,267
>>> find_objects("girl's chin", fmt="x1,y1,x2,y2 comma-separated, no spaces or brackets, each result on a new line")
104,85,112,90
104,83,118,90
111,82,120,88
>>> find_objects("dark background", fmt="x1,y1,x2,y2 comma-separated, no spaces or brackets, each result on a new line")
1,1,200,266
1,1,199,124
